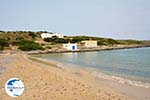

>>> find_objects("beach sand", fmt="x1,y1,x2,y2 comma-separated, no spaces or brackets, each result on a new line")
0,53,135,100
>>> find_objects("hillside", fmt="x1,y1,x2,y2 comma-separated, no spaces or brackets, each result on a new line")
0,31,148,51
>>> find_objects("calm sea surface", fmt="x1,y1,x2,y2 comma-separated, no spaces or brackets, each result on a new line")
34,47,150,83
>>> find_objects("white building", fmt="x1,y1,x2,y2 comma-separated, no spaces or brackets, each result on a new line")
53,33,64,38
41,33,64,39
63,43,77,51
41,33,53,39
81,40,97,48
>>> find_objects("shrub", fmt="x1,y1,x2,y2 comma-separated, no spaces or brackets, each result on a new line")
17,40,44,51
0,39,9,50
106,39,120,45
44,37,70,43
118,40,143,45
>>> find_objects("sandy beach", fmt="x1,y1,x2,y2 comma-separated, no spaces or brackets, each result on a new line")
0,52,143,100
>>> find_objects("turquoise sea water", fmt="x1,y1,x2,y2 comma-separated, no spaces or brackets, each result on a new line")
34,47,150,83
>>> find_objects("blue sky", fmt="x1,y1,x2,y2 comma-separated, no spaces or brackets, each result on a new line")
0,0,150,40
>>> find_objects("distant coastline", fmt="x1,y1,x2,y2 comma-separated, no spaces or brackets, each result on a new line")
1,31,150,54
0,44,150,55
26,44,150,55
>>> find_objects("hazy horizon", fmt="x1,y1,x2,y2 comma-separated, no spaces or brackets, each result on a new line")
0,0,150,40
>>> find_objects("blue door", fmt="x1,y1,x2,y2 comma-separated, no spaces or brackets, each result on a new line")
72,46,75,50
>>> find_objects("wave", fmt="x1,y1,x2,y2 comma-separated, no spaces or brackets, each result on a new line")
91,71,150,88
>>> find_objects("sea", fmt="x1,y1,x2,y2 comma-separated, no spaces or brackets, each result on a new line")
34,47,150,88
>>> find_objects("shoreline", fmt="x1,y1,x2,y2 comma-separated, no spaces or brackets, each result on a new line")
0,44,150,55
29,55,150,88
0,53,134,100
25,44,150,55
29,55,150,100
0,49,150,99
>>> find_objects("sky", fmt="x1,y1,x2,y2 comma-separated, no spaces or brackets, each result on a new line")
0,0,150,40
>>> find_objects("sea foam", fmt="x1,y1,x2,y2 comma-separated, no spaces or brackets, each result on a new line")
91,71,150,88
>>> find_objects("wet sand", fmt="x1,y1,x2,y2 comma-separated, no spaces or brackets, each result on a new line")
0,53,135,100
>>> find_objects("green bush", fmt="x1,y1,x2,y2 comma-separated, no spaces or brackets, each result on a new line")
0,39,9,50
17,40,44,51
97,38,119,46
106,39,120,45
118,40,143,45
70,36,89,43
44,37,70,43
97,39,107,45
